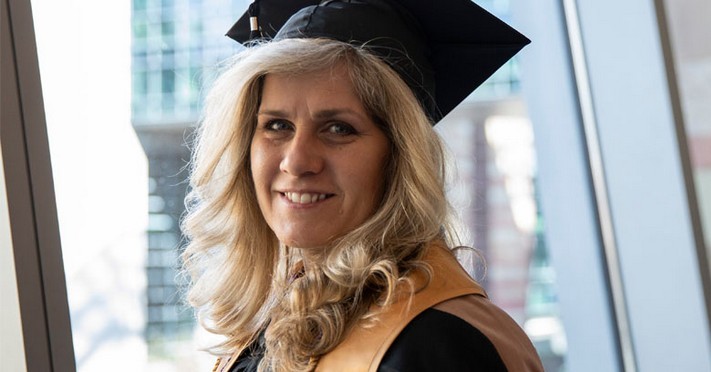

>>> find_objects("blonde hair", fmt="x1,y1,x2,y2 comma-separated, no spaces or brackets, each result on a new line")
181,38,456,371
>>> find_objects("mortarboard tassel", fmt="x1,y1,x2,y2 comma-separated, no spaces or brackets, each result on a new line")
248,0,263,40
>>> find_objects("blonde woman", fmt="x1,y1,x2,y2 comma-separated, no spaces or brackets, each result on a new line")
182,1,542,371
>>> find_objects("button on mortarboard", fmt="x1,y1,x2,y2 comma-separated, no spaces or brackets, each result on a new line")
226,0,530,124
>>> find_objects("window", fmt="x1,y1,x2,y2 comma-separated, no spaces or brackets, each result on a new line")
28,0,245,369
663,0,711,293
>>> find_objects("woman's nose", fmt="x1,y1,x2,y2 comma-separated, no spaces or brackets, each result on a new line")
279,132,324,177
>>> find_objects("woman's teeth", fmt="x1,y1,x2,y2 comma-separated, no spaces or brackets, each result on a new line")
285,192,328,204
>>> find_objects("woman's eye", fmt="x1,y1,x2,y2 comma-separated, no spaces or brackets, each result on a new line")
264,120,292,132
326,122,357,136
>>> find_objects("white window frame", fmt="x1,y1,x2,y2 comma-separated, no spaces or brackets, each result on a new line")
514,0,711,370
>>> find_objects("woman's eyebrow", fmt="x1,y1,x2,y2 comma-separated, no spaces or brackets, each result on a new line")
257,108,366,120
257,109,288,117
312,108,365,120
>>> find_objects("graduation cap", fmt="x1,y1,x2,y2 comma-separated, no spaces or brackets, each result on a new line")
227,0,529,122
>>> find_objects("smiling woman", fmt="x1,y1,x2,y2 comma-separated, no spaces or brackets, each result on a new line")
251,64,391,251
180,1,540,372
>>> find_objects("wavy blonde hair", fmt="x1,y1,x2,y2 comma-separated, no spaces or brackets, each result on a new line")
181,38,457,371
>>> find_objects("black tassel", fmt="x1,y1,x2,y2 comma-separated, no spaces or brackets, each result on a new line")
248,0,262,40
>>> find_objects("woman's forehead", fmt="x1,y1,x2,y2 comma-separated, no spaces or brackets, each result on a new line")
259,65,369,118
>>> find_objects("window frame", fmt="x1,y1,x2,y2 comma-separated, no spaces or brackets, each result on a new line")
1,0,75,370
515,0,711,370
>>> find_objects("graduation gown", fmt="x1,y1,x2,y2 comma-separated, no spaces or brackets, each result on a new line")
215,244,544,372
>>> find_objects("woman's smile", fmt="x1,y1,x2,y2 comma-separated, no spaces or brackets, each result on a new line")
250,63,390,250
279,191,334,205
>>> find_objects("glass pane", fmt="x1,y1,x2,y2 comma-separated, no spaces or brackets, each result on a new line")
663,0,711,275
32,1,151,369
31,0,245,370
0,143,28,371
437,106,567,372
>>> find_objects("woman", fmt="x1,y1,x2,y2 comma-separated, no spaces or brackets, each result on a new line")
182,1,542,371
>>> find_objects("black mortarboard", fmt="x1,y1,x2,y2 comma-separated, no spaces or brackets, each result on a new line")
226,0,529,122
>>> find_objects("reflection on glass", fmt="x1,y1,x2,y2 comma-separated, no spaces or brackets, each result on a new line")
437,103,567,372
663,0,711,274
526,212,566,372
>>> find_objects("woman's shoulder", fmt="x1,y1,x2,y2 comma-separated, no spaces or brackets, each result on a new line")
379,294,544,372
379,306,508,372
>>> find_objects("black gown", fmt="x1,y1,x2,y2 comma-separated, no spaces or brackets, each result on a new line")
230,308,508,372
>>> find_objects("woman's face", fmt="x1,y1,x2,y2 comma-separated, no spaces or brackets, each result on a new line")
250,63,390,250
